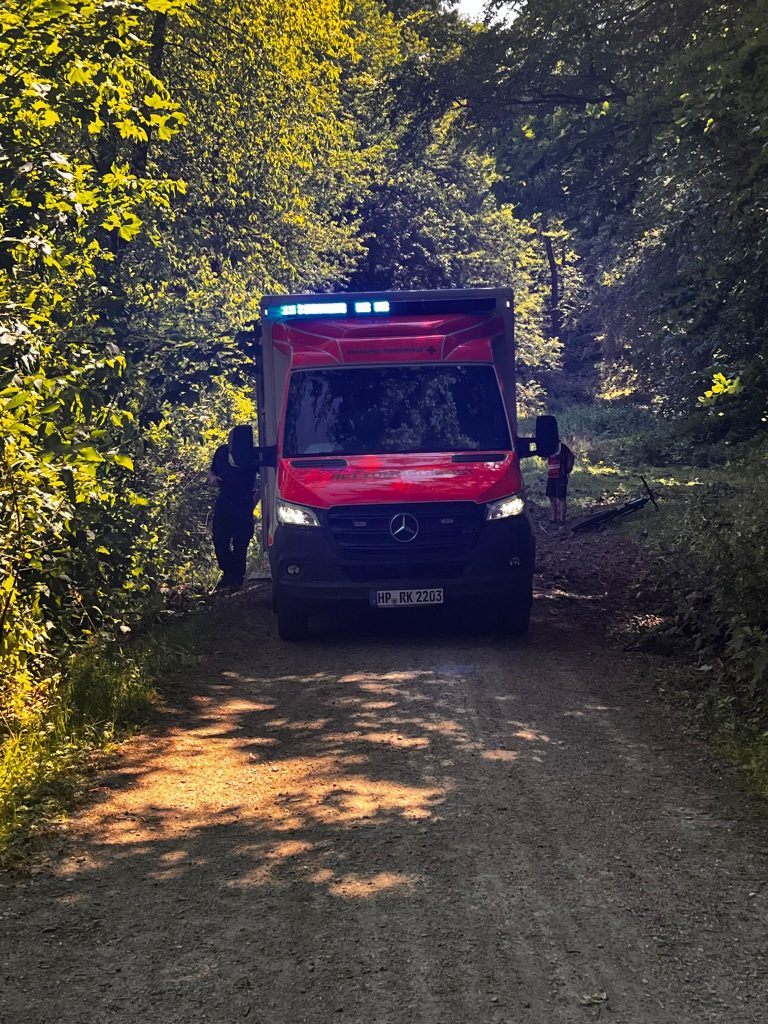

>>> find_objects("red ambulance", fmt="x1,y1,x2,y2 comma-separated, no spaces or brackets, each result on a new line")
246,288,559,639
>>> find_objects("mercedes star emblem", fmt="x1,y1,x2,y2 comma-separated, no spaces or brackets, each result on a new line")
390,513,419,543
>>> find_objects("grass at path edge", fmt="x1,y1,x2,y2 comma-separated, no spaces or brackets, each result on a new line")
0,594,245,868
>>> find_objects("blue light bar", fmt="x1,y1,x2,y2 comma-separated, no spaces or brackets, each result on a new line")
267,301,348,318
266,298,392,318
298,302,347,315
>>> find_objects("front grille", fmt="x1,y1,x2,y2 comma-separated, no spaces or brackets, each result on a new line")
342,561,466,582
327,502,484,563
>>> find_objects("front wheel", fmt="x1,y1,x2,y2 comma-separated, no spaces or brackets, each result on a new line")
496,586,532,637
276,598,309,641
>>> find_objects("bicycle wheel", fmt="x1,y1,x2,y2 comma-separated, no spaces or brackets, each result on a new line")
572,498,645,532
572,508,622,532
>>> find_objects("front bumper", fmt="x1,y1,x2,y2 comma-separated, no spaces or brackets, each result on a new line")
269,508,535,607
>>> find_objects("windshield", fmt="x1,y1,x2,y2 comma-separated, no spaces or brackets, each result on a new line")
283,364,511,457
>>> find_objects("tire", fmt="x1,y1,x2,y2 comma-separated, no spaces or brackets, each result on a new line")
276,598,309,641
497,601,530,636
496,583,532,637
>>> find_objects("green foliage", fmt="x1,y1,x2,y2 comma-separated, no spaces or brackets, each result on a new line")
699,373,743,408
0,646,156,851
466,1,768,433
646,464,768,717
637,451,768,797
1,1,187,696
546,401,661,463
0,369,253,849
536,402,768,795
121,0,401,339
349,118,565,408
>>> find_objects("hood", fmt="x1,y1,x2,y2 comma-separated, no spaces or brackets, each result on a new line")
277,452,524,509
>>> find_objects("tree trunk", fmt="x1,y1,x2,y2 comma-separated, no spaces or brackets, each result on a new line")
542,230,561,339
132,12,169,176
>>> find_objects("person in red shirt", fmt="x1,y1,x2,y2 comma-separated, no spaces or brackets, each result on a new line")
545,441,575,523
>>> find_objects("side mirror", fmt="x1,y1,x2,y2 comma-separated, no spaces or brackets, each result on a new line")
229,424,277,469
535,415,559,458
516,415,560,459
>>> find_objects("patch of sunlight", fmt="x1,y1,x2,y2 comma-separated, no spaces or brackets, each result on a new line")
583,462,622,476
225,863,273,887
360,730,430,749
264,839,314,859
159,849,188,864
656,475,701,487
510,723,550,743
53,890,84,906
195,725,250,738
540,588,606,602
269,672,334,684
326,870,420,898
320,728,373,744
346,715,382,729
309,867,335,885
382,670,433,682
390,716,469,740
337,753,369,767
481,749,519,763
341,670,427,685
216,697,276,714
358,681,427,701
316,780,443,823
630,613,665,628
259,754,449,829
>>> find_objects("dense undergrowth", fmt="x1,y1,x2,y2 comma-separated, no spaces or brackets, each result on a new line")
0,646,156,858
0,381,256,857
553,402,768,800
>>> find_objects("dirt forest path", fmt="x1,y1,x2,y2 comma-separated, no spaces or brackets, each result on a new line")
2,550,767,1023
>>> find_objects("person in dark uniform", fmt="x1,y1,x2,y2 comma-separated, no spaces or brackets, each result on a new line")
209,429,260,590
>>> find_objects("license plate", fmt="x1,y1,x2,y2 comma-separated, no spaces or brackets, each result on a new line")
371,588,444,608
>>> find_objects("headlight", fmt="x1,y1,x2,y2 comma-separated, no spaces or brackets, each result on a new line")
485,493,526,520
276,499,320,527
